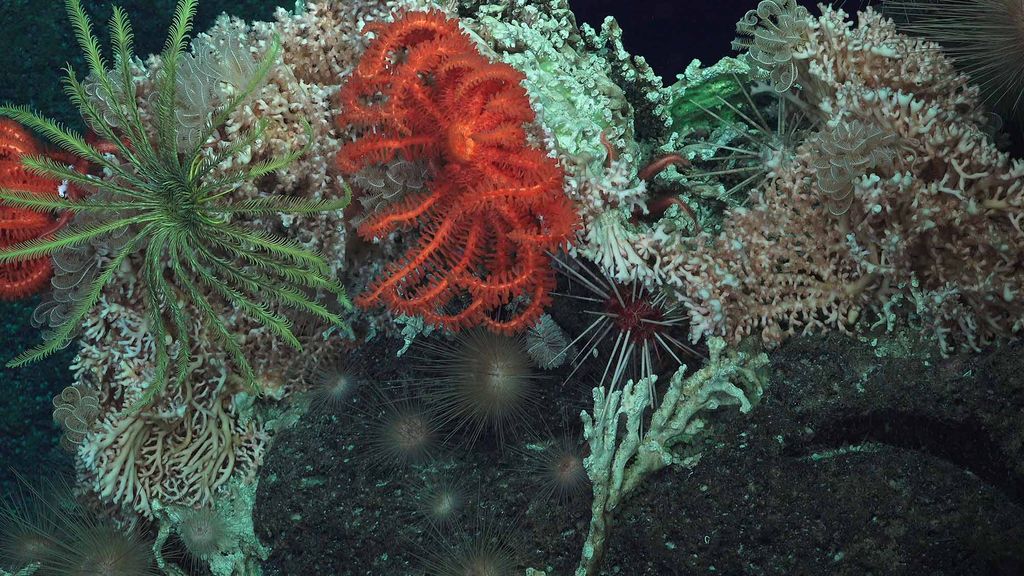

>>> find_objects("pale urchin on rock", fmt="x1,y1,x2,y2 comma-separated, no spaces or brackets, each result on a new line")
411,329,544,448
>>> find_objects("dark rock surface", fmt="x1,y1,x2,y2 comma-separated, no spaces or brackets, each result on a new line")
0,297,75,496
604,333,1024,576
255,331,1024,575
253,341,592,575
256,330,1024,569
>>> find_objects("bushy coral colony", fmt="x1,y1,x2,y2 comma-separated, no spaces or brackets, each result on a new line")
0,0,1021,574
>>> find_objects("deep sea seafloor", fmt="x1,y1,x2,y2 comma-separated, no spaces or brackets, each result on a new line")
0,1,1022,575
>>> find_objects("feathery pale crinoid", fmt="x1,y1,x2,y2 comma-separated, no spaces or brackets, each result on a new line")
0,0,352,406
733,0,813,92
809,119,898,215
51,385,100,452
335,9,578,334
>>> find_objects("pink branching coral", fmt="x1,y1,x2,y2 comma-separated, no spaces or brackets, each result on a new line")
680,7,1023,352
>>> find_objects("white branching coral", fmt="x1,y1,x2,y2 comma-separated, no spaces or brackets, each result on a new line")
565,154,655,284
562,150,702,296
71,288,267,519
0,566,38,576
266,0,394,86
461,0,686,295
58,1,405,518
576,337,767,576
200,12,352,276
467,0,638,163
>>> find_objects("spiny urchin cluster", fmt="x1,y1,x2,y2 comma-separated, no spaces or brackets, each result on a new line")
0,477,157,575
312,329,587,573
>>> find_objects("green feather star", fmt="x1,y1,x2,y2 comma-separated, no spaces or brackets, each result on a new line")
0,0,351,407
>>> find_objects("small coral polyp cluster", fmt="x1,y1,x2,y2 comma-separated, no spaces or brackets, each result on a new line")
0,0,1021,574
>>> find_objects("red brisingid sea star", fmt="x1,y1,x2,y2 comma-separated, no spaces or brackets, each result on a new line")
336,9,578,333
0,119,85,300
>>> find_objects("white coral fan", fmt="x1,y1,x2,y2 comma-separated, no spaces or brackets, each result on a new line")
565,154,652,284
678,7,1023,352
562,150,702,295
